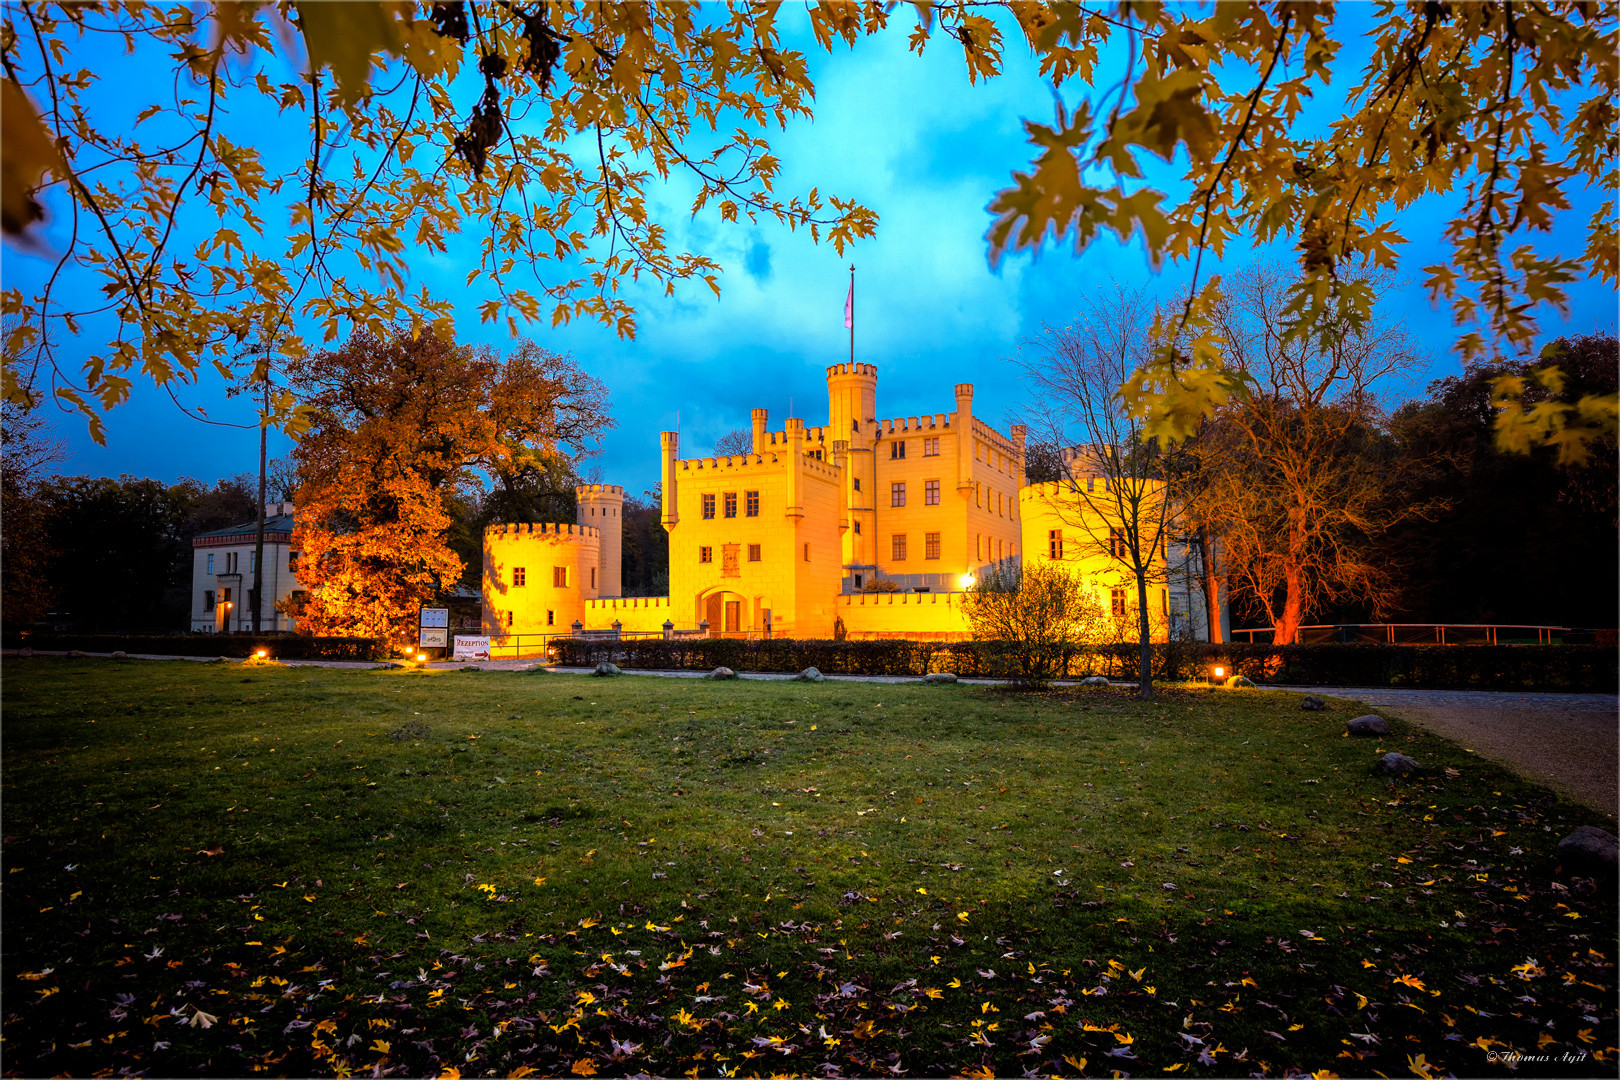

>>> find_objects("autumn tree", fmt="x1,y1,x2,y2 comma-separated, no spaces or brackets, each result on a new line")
1190,265,1442,645
959,559,1109,690
287,329,609,647
0,398,63,625
1017,283,1182,699
5,4,1609,460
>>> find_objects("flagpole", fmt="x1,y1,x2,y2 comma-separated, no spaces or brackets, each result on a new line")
848,263,855,364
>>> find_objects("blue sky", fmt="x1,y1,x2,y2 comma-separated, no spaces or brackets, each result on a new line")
8,8,1615,500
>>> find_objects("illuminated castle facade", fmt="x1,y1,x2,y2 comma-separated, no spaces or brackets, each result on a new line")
482,364,1224,644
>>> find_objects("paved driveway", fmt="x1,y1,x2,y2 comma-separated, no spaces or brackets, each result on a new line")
1260,684,1618,818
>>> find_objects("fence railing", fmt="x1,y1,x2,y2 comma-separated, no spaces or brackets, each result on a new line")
1231,623,1574,645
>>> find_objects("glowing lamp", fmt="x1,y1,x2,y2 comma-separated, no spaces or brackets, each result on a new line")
255,649,268,659
957,573,976,590
417,653,428,663
1212,666,1225,679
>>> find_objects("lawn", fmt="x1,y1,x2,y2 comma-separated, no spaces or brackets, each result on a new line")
2,657,1614,1079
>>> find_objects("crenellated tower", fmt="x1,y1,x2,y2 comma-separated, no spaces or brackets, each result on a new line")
575,483,625,597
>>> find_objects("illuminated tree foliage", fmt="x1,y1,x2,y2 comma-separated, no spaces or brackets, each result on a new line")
959,558,1109,689
287,328,608,646
0,2,1612,454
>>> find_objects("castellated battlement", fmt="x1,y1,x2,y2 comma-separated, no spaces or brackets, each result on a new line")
881,414,951,434
678,453,780,474
576,483,625,498
826,362,878,380
484,521,601,540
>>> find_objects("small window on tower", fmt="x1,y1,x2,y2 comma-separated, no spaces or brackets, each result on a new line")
546,610,554,626
699,546,713,564
853,477,861,492
553,566,568,587
748,544,761,562
513,566,526,587
853,520,861,534
1049,530,1063,559
803,542,811,562
591,567,596,588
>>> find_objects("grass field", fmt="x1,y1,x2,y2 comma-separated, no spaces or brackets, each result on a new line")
2,657,1614,1078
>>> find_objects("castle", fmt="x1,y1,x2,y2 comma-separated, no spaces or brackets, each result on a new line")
481,363,1223,645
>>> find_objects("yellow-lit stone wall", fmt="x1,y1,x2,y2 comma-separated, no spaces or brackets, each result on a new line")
482,522,601,636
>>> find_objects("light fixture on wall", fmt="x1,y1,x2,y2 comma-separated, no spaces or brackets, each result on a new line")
957,573,975,590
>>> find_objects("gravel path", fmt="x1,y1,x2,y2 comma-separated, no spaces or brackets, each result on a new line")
1259,684,1618,817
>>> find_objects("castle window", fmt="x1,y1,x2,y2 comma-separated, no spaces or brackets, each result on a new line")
925,532,941,560
1086,476,1095,492
203,589,215,612
288,550,300,571
926,479,940,505
748,543,761,562
1112,587,1127,619
803,542,811,562
724,492,738,518
207,554,214,574
702,494,716,519
974,482,981,507
976,534,981,561
853,477,861,492
890,440,907,460
923,437,940,456
546,610,554,626
553,566,568,587
513,566,526,587
745,490,759,516
891,482,905,507
590,567,596,588
1110,527,1127,559
699,546,713,563
1049,529,1063,559
996,538,1003,560
891,534,907,561
506,610,514,627
853,520,861,535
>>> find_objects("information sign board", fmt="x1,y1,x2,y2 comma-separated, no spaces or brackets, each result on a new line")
453,636,491,661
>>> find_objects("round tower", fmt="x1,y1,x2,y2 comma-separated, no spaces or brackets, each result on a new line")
575,484,625,598
826,362,878,443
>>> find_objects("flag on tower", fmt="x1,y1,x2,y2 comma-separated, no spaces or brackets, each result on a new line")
844,278,853,330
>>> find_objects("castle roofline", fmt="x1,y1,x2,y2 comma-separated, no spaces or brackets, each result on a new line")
483,521,601,539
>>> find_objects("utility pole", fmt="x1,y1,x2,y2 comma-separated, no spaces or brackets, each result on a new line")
250,374,268,633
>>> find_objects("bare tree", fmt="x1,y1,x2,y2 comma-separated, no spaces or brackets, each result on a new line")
1017,284,1183,699
1194,264,1440,644
713,429,754,457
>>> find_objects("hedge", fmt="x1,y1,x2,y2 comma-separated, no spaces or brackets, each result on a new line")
549,637,1618,692
3,633,384,662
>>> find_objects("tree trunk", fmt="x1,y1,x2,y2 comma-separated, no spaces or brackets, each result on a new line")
1199,527,1224,644
1276,566,1304,645
1135,568,1153,700
251,381,268,634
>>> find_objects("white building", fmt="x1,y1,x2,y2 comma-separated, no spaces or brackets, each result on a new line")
189,502,301,633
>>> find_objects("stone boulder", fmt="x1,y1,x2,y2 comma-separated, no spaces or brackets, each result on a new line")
1300,695,1327,711
708,666,738,680
922,672,958,684
17,647,32,657
1225,675,1257,688
793,667,825,683
1557,826,1618,879
66,649,88,658
1376,752,1421,776
592,662,622,677
111,650,128,659
1347,714,1391,737
1079,675,1109,687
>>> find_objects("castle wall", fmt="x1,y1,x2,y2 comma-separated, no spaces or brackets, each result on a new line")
836,589,971,640
482,522,601,636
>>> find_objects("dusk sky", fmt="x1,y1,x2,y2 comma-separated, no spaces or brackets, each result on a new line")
7,8,1615,502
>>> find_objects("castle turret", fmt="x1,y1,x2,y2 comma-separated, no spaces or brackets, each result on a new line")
785,417,805,519
575,483,625,598
955,383,975,493
660,431,679,531
751,408,769,455
826,362,877,444
1010,423,1027,490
